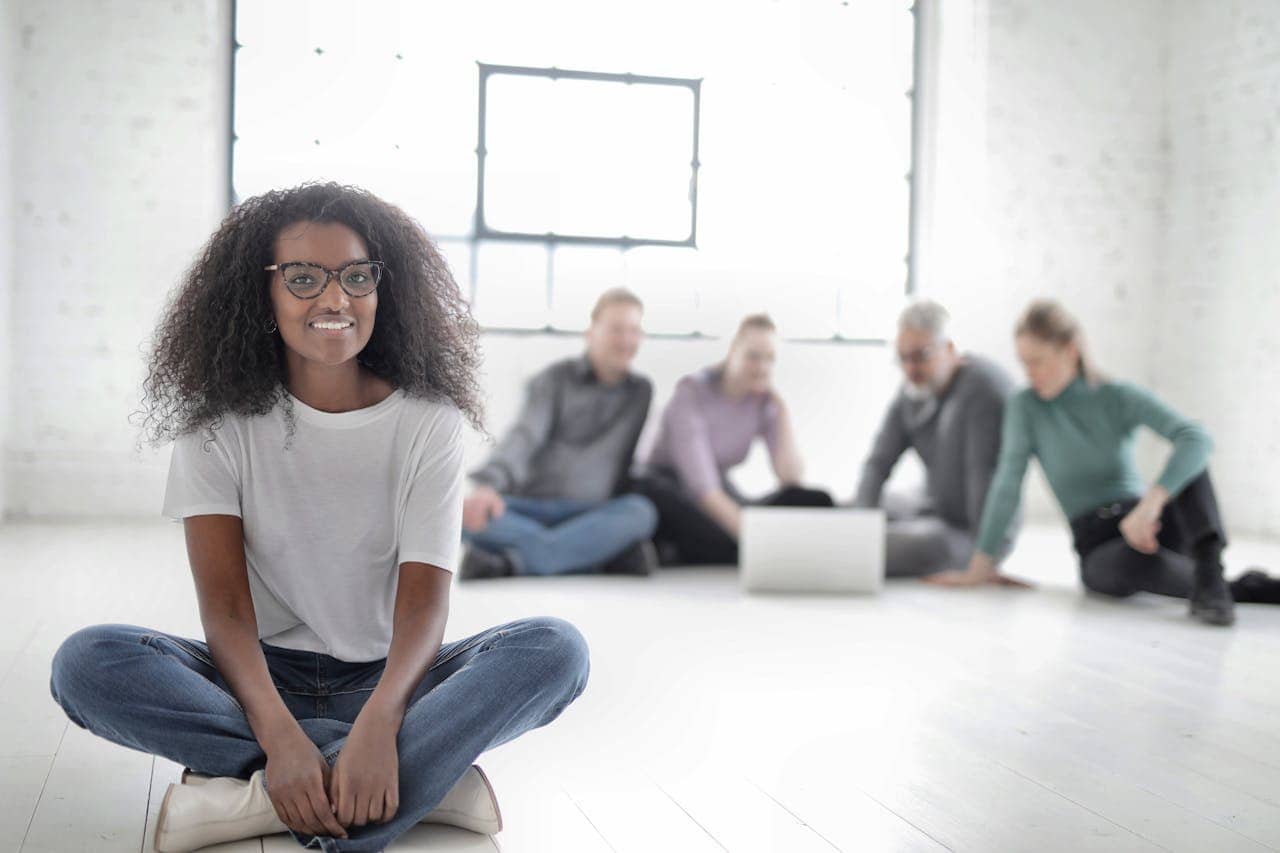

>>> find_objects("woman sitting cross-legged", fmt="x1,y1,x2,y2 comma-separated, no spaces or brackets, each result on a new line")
48,184,590,852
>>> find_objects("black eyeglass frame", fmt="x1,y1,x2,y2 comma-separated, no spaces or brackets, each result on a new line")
264,260,387,299
895,343,940,366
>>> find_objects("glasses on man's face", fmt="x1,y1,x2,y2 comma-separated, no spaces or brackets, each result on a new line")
896,345,937,366
264,261,386,299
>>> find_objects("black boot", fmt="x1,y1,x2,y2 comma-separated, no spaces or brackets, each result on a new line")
601,541,658,576
459,547,514,580
1230,568,1280,604
1189,542,1235,626
654,539,683,567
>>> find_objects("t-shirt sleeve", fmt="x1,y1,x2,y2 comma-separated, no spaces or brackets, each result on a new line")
161,425,243,520
397,408,466,572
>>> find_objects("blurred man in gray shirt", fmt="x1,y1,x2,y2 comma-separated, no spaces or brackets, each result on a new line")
853,300,1019,576
460,288,658,579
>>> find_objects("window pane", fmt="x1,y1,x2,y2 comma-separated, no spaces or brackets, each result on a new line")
483,74,695,241
470,242,547,329
622,247,701,336
547,246,627,329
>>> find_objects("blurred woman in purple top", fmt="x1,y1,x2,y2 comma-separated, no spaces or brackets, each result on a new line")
637,314,833,565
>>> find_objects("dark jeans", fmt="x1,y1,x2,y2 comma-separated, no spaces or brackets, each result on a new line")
633,471,835,566
1068,470,1225,599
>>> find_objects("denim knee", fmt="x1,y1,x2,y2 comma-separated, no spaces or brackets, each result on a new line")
616,494,659,539
50,624,133,724
520,616,590,699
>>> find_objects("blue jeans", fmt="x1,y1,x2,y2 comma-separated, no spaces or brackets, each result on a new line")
466,494,658,575
49,617,589,852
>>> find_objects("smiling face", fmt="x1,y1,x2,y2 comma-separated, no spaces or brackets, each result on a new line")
268,220,378,375
725,327,777,394
585,302,644,379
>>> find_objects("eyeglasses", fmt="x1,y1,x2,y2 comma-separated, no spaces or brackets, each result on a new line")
264,260,386,299
896,344,938,366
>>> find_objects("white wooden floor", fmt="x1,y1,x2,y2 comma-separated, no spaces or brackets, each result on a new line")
2,520,1279,853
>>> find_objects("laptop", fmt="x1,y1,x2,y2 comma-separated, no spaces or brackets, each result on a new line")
740,507,886,594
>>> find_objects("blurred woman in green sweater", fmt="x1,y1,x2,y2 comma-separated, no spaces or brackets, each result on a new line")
929,299,1279,625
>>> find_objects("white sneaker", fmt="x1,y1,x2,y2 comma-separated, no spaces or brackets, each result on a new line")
161,765,502,850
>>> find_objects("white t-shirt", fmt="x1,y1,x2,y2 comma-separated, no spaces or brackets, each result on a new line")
162,388,464,662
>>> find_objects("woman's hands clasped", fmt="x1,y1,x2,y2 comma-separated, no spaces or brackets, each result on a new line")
262,703,403,839
263,725,349,840
328,703,402,829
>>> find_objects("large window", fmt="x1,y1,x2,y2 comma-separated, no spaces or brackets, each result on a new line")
233,0,916,339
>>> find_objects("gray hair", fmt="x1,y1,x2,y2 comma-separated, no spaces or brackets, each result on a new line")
898,299,951,342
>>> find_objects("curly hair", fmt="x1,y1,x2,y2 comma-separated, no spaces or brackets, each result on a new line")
137,182,483,446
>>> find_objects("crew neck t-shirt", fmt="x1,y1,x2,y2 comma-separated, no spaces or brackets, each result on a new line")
161,388,465,662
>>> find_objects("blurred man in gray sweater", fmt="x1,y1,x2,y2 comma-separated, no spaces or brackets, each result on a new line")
461,288,657,579
853,300,1019,576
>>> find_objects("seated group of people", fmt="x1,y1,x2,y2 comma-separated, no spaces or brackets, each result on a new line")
460,288,1280,626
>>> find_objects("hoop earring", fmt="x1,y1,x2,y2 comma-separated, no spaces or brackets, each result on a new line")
265,318,277,334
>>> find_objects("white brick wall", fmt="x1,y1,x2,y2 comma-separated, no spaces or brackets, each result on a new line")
958,0,1166,373
0,0,17,522
924,0,1279,537
4,0,231,517
1157,0,1280,538
923,0,1171,523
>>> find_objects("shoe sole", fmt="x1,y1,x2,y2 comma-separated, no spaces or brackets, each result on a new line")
474,765,503,833
153,783,177,853
421,765,505,834
1190,606,1236,626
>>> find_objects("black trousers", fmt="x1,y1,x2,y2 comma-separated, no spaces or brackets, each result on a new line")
633,471,834,566
1068,470,1225,599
